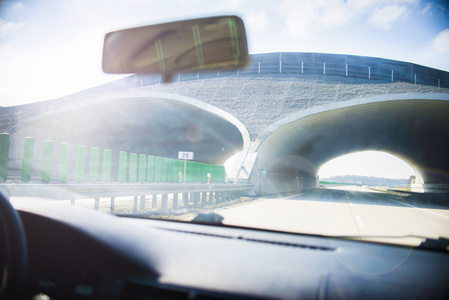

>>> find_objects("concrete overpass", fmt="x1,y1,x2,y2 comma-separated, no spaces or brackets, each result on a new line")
251,93,449,194
3,53,449,194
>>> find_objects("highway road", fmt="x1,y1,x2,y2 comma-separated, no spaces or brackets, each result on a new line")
216,187,449,247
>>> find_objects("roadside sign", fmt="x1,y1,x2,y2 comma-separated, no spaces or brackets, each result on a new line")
178,151,194,182
178,151,194,160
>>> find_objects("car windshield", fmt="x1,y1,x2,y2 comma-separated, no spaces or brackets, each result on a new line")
1,0,449,248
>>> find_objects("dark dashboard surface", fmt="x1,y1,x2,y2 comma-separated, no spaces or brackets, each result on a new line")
13,199,449,300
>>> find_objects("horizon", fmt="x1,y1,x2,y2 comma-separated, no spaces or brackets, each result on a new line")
320,174,413,180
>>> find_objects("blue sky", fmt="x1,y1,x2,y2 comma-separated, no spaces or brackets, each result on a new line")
1,0,448,179
0,0,448,106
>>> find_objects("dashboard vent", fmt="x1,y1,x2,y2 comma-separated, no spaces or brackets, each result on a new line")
163,228,335,251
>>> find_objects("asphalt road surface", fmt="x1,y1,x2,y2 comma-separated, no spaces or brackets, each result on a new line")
216,186,449,247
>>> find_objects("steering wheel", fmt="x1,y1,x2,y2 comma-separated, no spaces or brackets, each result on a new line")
0,191,27,299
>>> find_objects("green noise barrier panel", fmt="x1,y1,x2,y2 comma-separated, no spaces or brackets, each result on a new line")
201,164,206,183
75,145,86,183
161,157,168,182
168,158,175,183
207,164,213,182
147,155,155,183
0,133,10,182
191,162,198,183
129,153,138,183
197,162,202,183
204,164,210,183
7,136,227,184
218,166,223,183
212,165,218,183
138,154,147,183
220,166,226,182
201,164,205,182
196,163,201,183
176,159,184,182
185,161,193,183
216,166,220,183
21,137,34,182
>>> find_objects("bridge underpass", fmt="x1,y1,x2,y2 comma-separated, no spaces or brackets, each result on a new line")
6,94,247,178
3,53,449,195
249,94,449,194
6,91,449,195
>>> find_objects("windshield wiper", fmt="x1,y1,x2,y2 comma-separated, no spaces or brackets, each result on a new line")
417,237,449,251
190,212,224,225
334,234,449,251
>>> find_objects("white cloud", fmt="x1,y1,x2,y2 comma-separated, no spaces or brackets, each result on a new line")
368,5,409,29
225,0,247,10
431,28,449,54
420,2,434,15
10,2,25,13
280,0,354,39
279,0,418,38
245,11,267,33
0,19,25,38
347,0,418,11
412,28,449,71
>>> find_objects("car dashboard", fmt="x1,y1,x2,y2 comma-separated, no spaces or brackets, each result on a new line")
12,198,449,300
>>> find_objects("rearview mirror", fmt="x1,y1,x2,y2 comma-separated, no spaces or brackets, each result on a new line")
102,16,249,81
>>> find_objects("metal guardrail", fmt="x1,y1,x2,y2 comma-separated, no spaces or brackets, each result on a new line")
93,52,449,93
385,189,412,198
1,183,254,214
386,189,449,206
368,187,449,207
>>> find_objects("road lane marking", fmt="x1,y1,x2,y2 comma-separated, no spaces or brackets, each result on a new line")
356,216,365,228
389,199,449,219
389,199,449,221
346,198,362,238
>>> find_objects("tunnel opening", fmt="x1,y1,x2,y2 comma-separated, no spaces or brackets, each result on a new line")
317,151,418,188
251,94,449,195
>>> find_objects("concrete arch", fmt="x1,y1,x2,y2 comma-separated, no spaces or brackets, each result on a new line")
251,93,449,194
7,91,250,177
8,91,251,153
